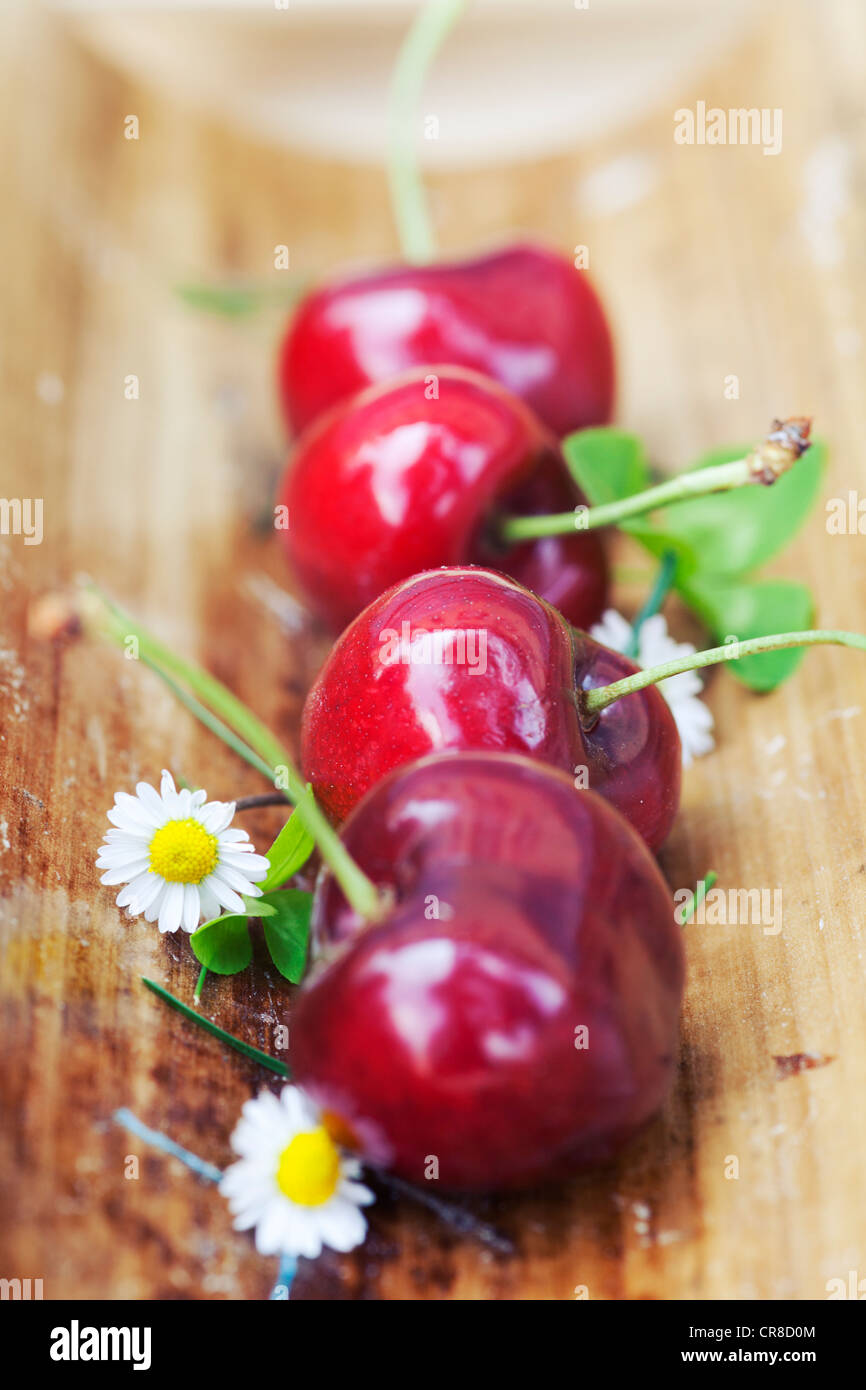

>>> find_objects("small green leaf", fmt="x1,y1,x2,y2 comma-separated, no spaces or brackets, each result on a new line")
561,428,651,505
141,977,289,1076
242,895,277,918
174,280,306,318
647,439,826,579
261,800,315,892
260,890,313,983
190,915,252,975
682,576,815,691
563,429,826,591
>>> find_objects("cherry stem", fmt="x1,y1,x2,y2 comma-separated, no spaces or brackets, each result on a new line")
387,0,466,264
501,417,813,543
81,584,387,924
235,793,292,812
584,629,866,715
503,457,760,541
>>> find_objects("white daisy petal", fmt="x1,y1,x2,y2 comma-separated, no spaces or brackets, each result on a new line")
158,881,185,934
217,848,271,877
96,845,148,867
102,827,153,846
106,804,150,832
591,608,714,768
197,880,222,924
134,781,169,820
211,862,266,895
103,861,152,886
113,791,161,828
316,1198,368,1253
158,769,188,818
118,872,164,915
199,801,236,835
181,882,202,933
590,608,634,654
206,876,246,914
144,885,169,923
100,865,146,886
339,1179,376,1207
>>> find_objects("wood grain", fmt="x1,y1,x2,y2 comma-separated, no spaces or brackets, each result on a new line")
1,1,865,1300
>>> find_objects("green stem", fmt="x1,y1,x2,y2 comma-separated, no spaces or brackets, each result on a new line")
502,457,755,542
235,793,292,812
387,0,466,263
193,965,207,1004
83,584,386,923
678,872,718,927
625,551,676,659
140,656,276,783
584,629,866,716
142,977,289,1077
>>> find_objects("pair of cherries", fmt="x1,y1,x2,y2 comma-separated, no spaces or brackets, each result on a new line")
273,245,688,1190
276,245,613,633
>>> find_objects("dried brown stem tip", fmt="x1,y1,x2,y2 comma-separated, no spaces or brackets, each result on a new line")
747,416,813,485
27,592,82,642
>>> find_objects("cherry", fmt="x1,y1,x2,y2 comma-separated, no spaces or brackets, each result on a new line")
289,752,684,1191
277,243,614,439
277,366,608,632
300,567,681,850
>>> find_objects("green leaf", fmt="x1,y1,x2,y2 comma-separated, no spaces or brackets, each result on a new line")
174,280,306,318
682,576,816,691
188,895,274,973
261,800,315,892
260,890,313,983
646,438,826,579
563,429,826,591
561,428,651,505
189,883,313,982
242,895,278,918
190,915,252,975
141,977,289,1076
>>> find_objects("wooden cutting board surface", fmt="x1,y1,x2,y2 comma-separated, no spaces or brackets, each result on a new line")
1,2,865,1300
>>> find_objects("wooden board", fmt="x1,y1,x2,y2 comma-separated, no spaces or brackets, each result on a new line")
1,1,865,1300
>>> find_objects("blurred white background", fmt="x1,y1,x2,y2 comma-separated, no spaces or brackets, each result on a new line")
50,0,764,166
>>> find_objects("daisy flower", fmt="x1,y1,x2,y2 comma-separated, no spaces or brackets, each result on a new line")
220,1086,374,1259
96,769,269,934
591,609,715,767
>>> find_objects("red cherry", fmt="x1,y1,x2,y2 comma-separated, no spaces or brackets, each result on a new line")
277,366,608,631
278,243,614,440
290,753,683,1191
301,567,681,851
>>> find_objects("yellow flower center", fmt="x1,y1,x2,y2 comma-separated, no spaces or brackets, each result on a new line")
276,1127,341,1207
149,818,218,884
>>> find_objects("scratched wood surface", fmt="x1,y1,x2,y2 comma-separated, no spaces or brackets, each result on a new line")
1,0,865,1301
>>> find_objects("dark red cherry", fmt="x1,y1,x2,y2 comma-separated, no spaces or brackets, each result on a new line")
277,366,608,632
300,567,681,850
278,243,614,439
289,753,683,1191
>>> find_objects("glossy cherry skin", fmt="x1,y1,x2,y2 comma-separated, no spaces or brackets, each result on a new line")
300,567,681,850
289,753,684,1191
277,366,608,632
278,243,614,439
